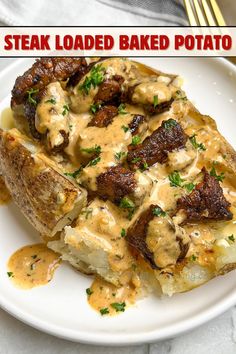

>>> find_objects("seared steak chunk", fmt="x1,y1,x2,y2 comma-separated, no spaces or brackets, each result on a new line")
11,58,87,107
96,165,136,203
94,75,124,105
128,114,145,135
127,119,187,169
88,105,118,128
177,168,233,222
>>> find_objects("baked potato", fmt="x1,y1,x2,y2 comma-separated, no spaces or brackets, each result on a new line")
2,57,236,307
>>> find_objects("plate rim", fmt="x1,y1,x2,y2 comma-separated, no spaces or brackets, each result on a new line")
0,57,236,345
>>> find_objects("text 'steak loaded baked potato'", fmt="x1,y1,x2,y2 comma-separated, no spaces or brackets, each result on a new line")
1,57,236,315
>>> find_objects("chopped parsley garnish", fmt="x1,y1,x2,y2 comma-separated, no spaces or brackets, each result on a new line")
100,307,109,316
152,207,166,217
31,255,37,259
81,208,93,219
168,171,184,188
210,165,225,182
62,104,69,116
115,151,126,160
175,90,187,101
119,197,135,210
131,135,141,146
184,182,195,193
86,288,93,296
228,234,235,242
64,166,83,179
190,254,197,262
119,197,135,220
27,88,39,106
153,95,159,108
90,103,101,114
121,228,126,237
131,264,137,271
79,64,105,95
81,145,101,155
87,156,101,167
111,302,126,312
163,119,177,130
7,272,14,278
118,103,128,115
45,97,56,104
140,161,148,171
121,125,129,133
131,157,141,164
189,134,206,151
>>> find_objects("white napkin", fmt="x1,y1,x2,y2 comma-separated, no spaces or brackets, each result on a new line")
0,0,188,26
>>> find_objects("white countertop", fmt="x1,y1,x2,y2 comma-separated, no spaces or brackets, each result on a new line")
1,57,236,354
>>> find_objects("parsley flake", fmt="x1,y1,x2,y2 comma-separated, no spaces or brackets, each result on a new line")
86,288,93,296
210,165,225,182
81,145,101,155
81,208,93,219
163,119,177,130
184,182,195,193
115,151,126,160
168,171,185,187
131,157,141,164
228,234,235,242
121,125,129,133
121,228,126,237
100,307,109,316
189,134,206,151
27,88,39,106
7,272,14,278
87,157,101,167
111,302,126,312
119,197,135,220
45,97,56,104
64,166,83,179
90,103,101,114
62,104,69,116
79,65,105,95
153,95,158,108
190,254,198,261
118,103,128,115
131,135,141,146
152,207,166,217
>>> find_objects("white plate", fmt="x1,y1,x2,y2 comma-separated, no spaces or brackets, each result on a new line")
0,58,236,346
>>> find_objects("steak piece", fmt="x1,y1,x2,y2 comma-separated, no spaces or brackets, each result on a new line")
145,98,174,115
127,204,190,269
127,204,158,269
127,118,187,169
96,165,136,203
177,168,233,222
88,105,118,128
11,58,87,107
128,114,145,135
94,75,124,105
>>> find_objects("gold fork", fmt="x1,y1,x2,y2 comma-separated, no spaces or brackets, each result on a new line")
184,0,226,26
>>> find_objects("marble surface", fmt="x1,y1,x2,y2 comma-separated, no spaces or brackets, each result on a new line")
0,306,236,353
1,44,236,352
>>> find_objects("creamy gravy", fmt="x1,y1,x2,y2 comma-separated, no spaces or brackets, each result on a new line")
8,244,61,289
0,176,11,205
88,277,136,315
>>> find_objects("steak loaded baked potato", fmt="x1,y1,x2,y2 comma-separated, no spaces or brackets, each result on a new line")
1,57,236,304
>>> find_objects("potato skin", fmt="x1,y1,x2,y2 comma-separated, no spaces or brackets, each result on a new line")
0,129,86,236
